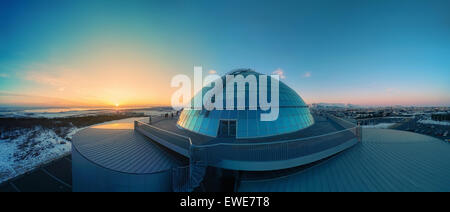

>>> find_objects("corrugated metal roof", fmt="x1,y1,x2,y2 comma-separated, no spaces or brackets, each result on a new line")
239,128,450,191
73,118,188,174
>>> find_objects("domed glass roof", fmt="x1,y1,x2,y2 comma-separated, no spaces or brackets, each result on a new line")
177,69,314,138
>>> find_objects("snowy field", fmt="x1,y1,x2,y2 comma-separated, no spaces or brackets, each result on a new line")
418,119,450,126
362,123,396,129
0,127,75,184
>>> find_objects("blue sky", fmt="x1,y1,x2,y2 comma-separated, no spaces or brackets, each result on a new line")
0,0,449,106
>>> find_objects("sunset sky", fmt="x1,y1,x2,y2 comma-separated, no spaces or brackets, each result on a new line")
1,0,449,107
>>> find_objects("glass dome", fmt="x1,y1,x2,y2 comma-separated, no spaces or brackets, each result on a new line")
177,69,314,138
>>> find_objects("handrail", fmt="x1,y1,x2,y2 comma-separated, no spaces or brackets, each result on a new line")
355,116,413,121
326,114,356,126
337,117,356,126
192,127,357,148
135,120,192,146
135,119,355,148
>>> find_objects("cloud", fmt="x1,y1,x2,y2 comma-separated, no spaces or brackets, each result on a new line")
23,64,70,87
0,91,85,107
303,72,311,78
208,70,217,74
272,68,286,79
0,73,9,78
25,71,66,87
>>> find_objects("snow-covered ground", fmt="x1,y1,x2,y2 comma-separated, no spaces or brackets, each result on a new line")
0,127,74,184
418,119,450,126
362,123,396,129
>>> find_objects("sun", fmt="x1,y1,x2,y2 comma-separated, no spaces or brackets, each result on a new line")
115,103,120,107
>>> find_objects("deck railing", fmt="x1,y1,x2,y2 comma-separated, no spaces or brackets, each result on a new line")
190,127,358,164
134,114,361,164
134,113,362,191
135,120,191,156
326,114,357,129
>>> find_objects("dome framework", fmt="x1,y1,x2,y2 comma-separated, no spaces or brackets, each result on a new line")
177,69,314,138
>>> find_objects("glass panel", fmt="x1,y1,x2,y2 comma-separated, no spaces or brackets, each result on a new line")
183,110,192,129
206,119,218,136
229,120,236,137
194,113,202,131
200,114,210,131
238,114,247,138
247,118,257,137
218,120,228,137
177,112,184,126
189,110,199,130
189,110,198,130
210,110,220,119
228,110,238,119
220,110,229,119
259,119,268,137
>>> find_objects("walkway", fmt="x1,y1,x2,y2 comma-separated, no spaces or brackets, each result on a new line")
0,155,72,192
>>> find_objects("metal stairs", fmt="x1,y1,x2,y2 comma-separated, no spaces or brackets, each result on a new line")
172,161,207,192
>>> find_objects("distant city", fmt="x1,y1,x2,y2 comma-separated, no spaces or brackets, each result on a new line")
311,103,450,141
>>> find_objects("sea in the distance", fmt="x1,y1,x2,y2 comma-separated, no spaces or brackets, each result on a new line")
0,106,174,118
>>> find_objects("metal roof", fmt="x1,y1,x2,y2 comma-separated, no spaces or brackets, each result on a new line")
238,128,450,192
72,118,188,174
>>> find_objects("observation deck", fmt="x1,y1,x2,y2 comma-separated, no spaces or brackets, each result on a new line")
134,114,360,171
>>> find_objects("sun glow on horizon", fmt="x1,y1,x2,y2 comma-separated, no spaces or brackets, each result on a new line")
0,1,448,108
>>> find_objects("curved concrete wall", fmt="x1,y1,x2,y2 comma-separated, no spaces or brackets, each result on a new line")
72,147,172,192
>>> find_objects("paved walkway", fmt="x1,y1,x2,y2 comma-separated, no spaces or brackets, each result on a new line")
0,155,72,192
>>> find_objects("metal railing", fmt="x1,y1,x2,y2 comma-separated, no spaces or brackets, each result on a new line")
134,113,362,191
135,118,192,151
326,114,363,142
136,124,360,163
171,161,207,192
135,114,361,162
172,165,191,192
326,114,357,129
190,127,358,164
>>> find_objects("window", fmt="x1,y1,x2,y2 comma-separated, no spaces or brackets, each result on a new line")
229,120,236,137
218,120,228,137
218,120,237,138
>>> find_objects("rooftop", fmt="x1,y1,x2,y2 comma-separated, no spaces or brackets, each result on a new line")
72,118,188,174
3,116,449,192
238,128,450,192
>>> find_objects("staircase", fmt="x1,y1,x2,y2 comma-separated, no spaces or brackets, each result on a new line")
172,161,207,192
